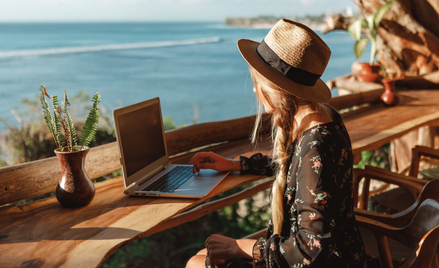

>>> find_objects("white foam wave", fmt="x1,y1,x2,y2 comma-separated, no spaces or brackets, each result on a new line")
0,37,222,59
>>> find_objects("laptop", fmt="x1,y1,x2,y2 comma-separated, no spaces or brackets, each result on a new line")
113,97,229,198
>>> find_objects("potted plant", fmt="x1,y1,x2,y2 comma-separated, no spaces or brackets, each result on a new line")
40,84,101,208
348,0,396,83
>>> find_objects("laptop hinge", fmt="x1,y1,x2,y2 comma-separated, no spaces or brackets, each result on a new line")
124,182,137,193
164,162,172,169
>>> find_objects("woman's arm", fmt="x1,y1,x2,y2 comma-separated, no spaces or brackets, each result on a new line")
189,152,241,174
204,234,256,260
189,151,274,177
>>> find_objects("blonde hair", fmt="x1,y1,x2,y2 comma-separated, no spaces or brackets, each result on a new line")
249,66,320,235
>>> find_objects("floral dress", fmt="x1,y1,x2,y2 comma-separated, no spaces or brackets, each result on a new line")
240,108,367,268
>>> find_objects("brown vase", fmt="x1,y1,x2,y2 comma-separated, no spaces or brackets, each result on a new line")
356,62,382,83
55,146,95,208
381,79,399,106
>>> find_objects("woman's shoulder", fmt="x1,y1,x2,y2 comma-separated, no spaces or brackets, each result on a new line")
294,118,347,153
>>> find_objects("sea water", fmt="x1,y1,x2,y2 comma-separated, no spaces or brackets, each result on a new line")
0,22,362,129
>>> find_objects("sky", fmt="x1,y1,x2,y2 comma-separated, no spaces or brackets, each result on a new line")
0,0,358,22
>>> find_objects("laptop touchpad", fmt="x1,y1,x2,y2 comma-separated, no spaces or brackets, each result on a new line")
188,171,222,187
188,176,218,187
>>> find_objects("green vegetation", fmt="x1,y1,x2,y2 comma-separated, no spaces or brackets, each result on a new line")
354,143,390,170
0,90,111,166
348,0,396,64
39,84,101,152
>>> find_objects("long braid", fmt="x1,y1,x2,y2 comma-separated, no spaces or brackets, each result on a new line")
271,95,296,235
249,67,297,235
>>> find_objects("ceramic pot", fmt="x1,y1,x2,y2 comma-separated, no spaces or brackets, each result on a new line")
356,62,382,83
381,79,399,106
55,146,95,208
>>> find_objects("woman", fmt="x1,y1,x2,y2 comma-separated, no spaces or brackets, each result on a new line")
186,19,367,268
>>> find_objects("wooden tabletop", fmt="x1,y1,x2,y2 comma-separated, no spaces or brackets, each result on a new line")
1,89,439,268
344,90,439,162
0,138,272,268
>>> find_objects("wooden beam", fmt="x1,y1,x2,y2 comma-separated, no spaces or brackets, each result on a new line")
0,142,120,206
329,88,383,110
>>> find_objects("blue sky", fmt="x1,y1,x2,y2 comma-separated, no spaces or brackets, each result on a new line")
0,0,358,22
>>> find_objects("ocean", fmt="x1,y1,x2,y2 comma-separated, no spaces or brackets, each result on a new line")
0,22,364,129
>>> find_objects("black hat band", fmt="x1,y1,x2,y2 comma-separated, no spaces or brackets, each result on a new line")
256,39,321,87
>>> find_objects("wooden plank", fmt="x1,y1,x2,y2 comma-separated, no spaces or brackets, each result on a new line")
0,161,270,268
0,142,120,206
343,90,439,156
350,109,439,153
329,88,383,110
143,179,273,237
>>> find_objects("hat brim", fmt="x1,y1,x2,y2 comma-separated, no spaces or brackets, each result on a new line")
237,39,332,103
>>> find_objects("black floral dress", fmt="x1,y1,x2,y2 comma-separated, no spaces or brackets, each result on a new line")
240,108,367,268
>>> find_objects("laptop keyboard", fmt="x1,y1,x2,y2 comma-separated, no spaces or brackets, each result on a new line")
142,166,193,193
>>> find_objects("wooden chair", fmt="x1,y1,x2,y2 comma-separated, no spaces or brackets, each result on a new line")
353,146,439,215
357,198,439,268
355,178,439,227
353,166,425,212
245,167,439,240
409,145,439,179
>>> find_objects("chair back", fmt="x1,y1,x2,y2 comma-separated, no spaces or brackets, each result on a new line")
401,199,439,251
402,225,439,268
387,199,439,268
391,179,439,226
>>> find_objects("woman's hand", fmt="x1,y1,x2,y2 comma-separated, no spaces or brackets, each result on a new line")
189,152,236,174
204,234,254,262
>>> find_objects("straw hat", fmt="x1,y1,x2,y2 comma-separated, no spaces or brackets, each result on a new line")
237,19,332,102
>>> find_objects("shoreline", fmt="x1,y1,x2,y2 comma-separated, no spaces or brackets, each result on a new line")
225,17,328,31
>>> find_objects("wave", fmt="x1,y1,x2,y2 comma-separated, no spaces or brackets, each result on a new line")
0,37,222,59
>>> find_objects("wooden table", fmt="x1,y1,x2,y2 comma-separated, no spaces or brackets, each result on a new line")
1,89,439,268
344,90,439,162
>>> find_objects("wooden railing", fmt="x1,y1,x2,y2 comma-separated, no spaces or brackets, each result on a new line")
0,87,383,207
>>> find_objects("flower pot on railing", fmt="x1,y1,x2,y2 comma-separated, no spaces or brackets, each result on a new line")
55,146,95,208
356,62,382,83
381,78,399,106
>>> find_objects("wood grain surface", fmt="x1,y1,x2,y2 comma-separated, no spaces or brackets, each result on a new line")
1,89,439,268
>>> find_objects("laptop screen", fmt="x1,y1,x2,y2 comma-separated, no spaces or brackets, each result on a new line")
116,101,167,177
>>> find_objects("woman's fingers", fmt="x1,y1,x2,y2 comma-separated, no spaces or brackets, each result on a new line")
190,152,231,173
189,152,215,164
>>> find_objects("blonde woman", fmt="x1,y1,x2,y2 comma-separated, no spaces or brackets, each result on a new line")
186,19,366,268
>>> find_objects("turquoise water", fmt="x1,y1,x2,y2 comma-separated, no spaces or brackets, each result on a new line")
0,22,362,127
